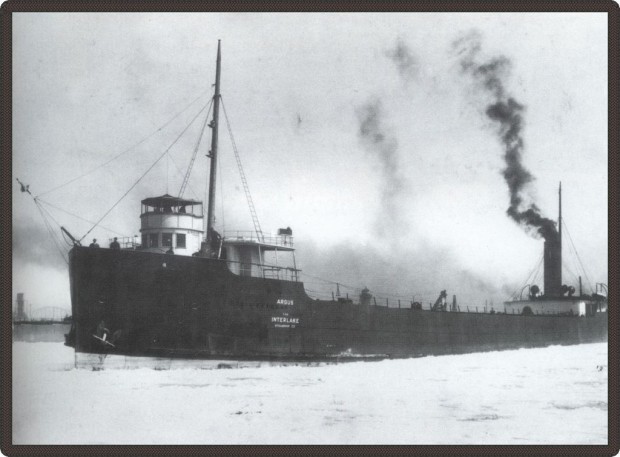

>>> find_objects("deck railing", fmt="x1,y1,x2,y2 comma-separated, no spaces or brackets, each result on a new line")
223,230,294,248
107,236,140,250
224,259,300,282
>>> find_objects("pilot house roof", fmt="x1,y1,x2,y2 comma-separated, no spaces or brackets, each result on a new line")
141,194,202,207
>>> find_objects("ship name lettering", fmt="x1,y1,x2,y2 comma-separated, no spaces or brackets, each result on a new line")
271,316,299,324
276,299,294,306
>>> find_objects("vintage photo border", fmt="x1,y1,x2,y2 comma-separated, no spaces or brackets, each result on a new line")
1,1,618,455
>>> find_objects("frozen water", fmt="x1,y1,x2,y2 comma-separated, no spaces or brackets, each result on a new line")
12,342,607,444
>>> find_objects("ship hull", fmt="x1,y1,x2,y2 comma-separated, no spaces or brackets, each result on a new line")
67,247,608,360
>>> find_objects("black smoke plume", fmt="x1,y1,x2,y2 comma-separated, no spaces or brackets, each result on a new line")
454,31,558,241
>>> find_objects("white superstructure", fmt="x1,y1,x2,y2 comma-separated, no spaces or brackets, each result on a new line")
139,194,204,256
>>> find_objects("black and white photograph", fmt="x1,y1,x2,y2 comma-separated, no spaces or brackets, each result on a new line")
9,10,611,446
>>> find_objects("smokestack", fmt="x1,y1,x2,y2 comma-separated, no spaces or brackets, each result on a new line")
544,238,561,297
543,183,562,297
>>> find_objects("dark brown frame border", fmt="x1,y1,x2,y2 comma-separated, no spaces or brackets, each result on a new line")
1,1,618,456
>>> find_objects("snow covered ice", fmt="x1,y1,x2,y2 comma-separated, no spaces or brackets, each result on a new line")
12,342,607,444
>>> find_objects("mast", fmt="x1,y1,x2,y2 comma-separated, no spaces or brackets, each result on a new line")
206,40,222,243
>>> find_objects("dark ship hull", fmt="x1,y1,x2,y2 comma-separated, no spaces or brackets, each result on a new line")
66,246,608,360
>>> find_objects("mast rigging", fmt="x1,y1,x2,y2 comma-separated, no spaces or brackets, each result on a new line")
221,98,264,242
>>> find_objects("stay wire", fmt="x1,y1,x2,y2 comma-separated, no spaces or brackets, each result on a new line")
562,219,594,293
16,180,68,263
532,255,544,287
220,97,263,239
34,200,68,264
35,198,63,230
512,253,543,299
179,97,214,199
562,262,580,287
37,198,129,238
79,101,211,243
36,200,73,251
564,230,585,288
36,89,210,199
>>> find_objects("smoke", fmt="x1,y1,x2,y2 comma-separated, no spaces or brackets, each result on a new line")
386,38,419,82
346,37,515,302
356,99,407,237
454,30,558,241
297,239,501,307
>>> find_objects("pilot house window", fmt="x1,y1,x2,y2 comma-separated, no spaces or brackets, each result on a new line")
176,233,186,249
162,233,173,247
149,233,158,248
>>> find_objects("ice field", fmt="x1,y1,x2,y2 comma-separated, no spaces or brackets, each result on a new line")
12,341,607,444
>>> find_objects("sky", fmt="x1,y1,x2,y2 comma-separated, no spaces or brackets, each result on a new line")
11,13,608,311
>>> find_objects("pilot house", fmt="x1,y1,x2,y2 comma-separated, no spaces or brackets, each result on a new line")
139,194,204,255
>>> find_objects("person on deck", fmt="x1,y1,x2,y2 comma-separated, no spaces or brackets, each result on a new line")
110,237,120,250
208,227,222,252
89,239,100,248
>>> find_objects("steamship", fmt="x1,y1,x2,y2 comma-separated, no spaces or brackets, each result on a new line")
63,42,608,361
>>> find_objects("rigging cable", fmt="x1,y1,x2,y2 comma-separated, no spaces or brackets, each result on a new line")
562,218,594,294
37,198,130,238
179,97,214,198
35,203,68,264
530,254,544,291
562,218,591,291
79,101,211,243
563,228,584,288
220,97,264,242
34,203,69,263
36,89,211,199
510,252,543,300
562,261,580,287
17,178,68,263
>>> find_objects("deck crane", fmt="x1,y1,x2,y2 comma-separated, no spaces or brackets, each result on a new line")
431,290,448,312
